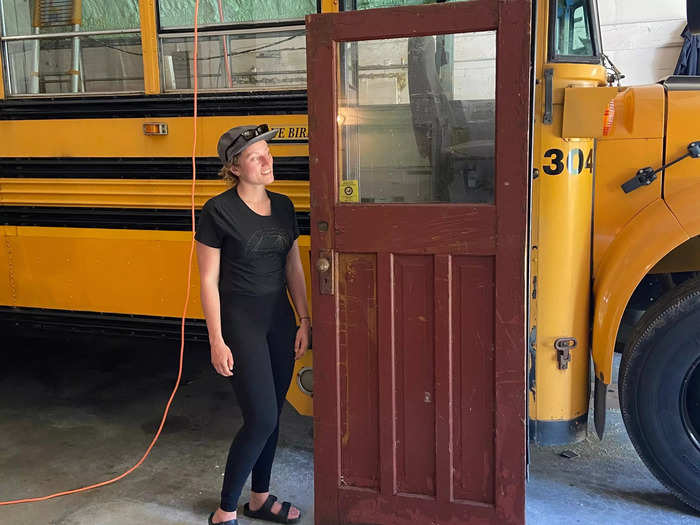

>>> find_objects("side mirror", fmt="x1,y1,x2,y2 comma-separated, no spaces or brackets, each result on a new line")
689,0,700,34
621,141,700,194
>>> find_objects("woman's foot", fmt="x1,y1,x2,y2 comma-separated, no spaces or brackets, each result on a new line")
210,507,237,524
249,491,301,520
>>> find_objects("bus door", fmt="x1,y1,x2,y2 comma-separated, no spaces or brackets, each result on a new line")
306,1,531,524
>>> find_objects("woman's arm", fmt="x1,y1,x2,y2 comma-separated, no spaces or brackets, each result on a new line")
196,241,234,376
285,239,310,359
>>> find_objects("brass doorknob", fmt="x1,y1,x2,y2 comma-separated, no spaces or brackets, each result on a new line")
316,257,330,272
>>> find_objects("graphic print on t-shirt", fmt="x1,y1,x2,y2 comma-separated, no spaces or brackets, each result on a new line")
195,189,299,295
245,228,291,257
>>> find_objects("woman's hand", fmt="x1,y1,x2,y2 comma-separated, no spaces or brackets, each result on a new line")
294,320,310,360
210,338,234,376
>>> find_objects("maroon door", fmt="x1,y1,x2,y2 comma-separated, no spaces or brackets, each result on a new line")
307,2,530,524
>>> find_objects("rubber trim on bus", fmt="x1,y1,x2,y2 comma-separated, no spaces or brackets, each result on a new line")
0,91,307,120
0,156,309,180
0,306,209,341
0,206,311,234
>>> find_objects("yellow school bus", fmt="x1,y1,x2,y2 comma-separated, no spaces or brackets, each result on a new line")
529,0,700,512
0,0,319,410
1,0,699,512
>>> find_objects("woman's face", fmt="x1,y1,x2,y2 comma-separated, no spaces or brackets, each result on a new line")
233,140,274,186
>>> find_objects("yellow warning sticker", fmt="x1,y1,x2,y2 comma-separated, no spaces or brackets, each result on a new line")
339,180,359,203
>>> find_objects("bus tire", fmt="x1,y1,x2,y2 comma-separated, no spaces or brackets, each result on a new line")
619,275,700,513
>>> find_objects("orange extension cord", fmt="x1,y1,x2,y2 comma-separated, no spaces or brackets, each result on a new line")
0,0,201,507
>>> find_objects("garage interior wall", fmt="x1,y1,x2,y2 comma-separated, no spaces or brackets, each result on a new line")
598,0,686,86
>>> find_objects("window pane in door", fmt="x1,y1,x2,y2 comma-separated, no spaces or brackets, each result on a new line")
338,32,496,204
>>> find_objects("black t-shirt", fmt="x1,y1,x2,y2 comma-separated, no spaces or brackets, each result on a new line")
195,187,299,296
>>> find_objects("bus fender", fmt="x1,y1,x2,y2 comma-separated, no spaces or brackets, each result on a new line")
592,199,689,385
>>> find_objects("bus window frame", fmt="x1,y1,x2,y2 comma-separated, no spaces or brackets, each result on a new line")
339,0,460,11
0,0,144,98
0,30,145,97
154,0,321,93
547,0,602,64
154,0,322,34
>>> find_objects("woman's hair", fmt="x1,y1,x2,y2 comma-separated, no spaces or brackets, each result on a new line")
218,154,240,186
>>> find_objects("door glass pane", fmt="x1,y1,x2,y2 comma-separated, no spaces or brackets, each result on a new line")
338,32,496,204
158,0,316,29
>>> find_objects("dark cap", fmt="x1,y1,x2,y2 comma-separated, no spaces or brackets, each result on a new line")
217,124,279,164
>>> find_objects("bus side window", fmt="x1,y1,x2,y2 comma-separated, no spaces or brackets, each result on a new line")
344,0,460,9
1,0,144,96
551,0,597,60
158,1,317,92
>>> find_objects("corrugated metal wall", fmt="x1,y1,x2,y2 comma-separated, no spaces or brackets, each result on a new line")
599,0,686,85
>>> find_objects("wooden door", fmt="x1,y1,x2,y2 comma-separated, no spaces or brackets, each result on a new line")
307,2,531,524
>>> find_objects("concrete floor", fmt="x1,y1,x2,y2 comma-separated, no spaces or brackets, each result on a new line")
0,335,698,525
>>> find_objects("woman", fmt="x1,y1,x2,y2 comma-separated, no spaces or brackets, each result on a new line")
196,124,309,525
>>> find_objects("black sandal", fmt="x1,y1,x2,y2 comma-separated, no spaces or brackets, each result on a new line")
243,494,301,524
208,512,238,525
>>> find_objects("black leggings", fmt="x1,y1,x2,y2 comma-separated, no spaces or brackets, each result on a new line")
219,289,296,512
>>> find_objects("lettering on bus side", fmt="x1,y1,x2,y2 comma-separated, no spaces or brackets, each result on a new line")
543,148,593,176
271,127,309,141
286,127,308,139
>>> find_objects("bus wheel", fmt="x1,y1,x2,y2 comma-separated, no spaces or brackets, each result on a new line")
619,276,700,512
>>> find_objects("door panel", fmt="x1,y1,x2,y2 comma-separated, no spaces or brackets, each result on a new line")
338,253,380,490
307,2,531,524
452,255,495,503
394,254,436,497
